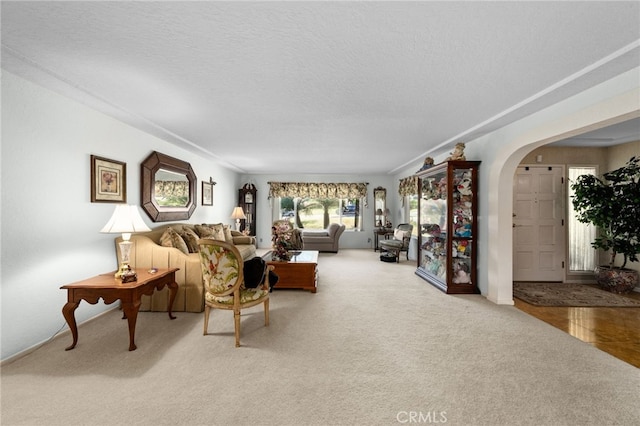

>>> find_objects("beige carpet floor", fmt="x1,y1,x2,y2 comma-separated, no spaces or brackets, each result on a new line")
513,282,640,307
2,249,639,426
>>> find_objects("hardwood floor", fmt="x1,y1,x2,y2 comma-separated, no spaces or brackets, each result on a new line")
514,290,640,368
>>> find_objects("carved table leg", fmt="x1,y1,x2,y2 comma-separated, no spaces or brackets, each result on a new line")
62,301,80,351
121,300,141,351
167,280,178,320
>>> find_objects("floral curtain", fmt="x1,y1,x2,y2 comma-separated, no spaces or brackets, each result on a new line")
398,176,418,197
268,182,368,203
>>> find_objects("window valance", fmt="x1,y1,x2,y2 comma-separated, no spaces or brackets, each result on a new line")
268,182,368,200
398,176,419,197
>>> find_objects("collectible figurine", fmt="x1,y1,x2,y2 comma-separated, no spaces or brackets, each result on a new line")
445,142,466,161
417,156,434,172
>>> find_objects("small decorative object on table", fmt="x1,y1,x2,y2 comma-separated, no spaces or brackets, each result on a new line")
272,222,293,261
121,269,137,283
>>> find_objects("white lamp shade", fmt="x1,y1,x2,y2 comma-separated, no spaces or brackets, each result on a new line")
230,206,246,220
101,205,151,237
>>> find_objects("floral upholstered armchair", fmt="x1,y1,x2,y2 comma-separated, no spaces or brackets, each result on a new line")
198,239,272,347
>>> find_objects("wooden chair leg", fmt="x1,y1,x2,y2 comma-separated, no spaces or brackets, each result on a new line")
234,309,241,347
264,298,270,326
203,305,211,335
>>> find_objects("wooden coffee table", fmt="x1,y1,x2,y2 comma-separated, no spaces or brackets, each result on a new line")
60,268,179,351
264,250,318,293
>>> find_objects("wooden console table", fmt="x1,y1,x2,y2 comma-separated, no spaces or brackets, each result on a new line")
264,250,318,293
374,228,394,251
60,268,179,351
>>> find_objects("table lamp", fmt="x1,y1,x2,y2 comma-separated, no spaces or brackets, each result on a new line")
101,204,151,280
376,208,383,228
231,206,246,231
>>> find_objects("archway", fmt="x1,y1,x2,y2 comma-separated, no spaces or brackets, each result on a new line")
485,88,640,304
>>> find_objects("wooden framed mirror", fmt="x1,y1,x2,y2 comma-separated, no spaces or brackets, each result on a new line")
373,186,387,228
141,151,197,222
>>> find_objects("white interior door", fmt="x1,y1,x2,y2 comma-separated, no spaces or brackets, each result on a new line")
513,165,565,281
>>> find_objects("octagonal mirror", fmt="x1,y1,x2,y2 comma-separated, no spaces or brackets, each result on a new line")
141,151,197,222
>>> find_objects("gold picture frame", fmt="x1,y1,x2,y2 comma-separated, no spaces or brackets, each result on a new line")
90,155,126,203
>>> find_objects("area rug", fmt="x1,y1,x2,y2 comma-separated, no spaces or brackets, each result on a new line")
513,282,640,307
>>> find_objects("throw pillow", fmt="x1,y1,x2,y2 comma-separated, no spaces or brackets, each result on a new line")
160,227,189,254
223,225,233,243
179,227,200,253
394,229,408,241
194,224,217,239
206,223,226,241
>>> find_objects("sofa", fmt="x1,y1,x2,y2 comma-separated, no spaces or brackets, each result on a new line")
114,223,256,313
301,223,345,253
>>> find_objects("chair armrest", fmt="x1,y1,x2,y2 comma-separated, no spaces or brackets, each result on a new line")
261,265,276,290
233,236,256,245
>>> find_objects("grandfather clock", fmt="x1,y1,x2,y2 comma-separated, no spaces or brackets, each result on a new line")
238,183,257,236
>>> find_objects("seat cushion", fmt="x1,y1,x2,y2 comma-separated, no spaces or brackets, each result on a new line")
301,230,329,237
205,288,269,305
380,240,403,249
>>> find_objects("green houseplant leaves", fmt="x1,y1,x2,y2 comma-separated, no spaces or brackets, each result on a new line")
571,156,640,269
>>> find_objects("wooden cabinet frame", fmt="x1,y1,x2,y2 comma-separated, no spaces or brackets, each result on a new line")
415,161,480,294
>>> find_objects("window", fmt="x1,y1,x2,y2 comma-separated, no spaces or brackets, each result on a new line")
278,197,363,230
406,194,419,235
568,167,597,272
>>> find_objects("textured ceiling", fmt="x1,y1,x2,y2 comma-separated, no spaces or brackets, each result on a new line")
2,1,639,174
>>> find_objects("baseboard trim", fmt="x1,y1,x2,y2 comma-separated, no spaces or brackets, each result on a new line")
1,306,120,366
486,294,515,305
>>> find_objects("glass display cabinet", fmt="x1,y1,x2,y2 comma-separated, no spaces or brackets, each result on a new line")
415,160,480,294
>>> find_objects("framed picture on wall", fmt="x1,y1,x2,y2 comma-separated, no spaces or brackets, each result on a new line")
90,155,126,203
202,181,213,206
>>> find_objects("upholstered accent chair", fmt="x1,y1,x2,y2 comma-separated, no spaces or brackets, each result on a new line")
379,223,413,262
198,239,273,347
301,223,346,253
272,219,303,250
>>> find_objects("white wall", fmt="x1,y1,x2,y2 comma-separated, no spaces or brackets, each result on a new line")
393,67,640,303
241,173,395,250
1,71,240,361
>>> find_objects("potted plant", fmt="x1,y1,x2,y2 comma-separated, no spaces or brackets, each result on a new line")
570,156,640,293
